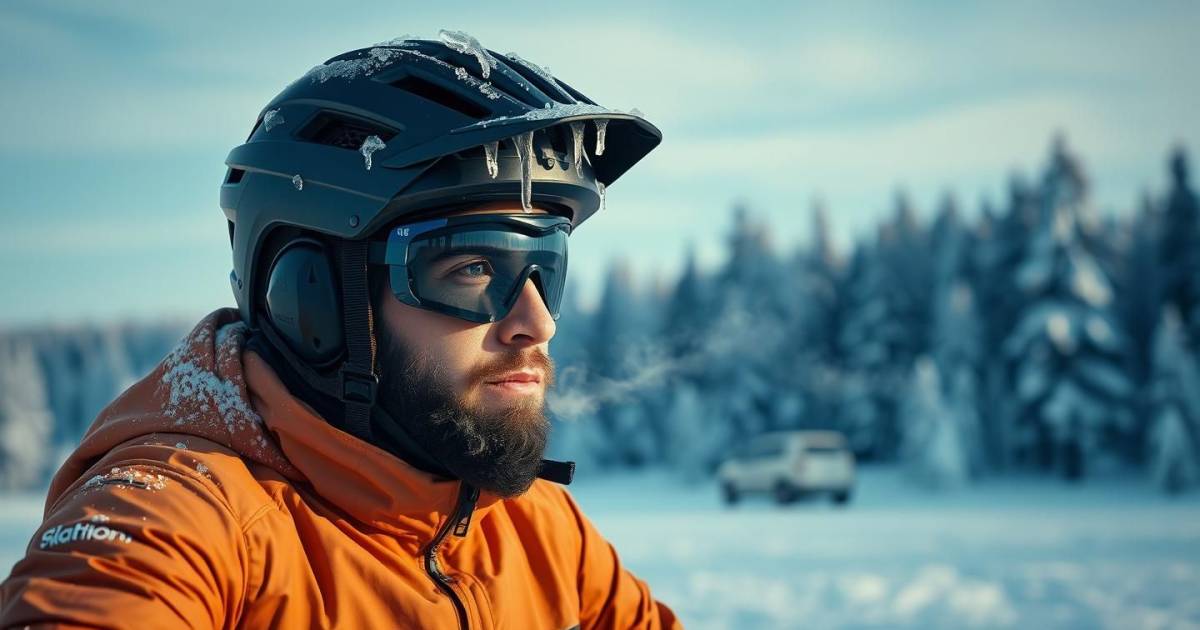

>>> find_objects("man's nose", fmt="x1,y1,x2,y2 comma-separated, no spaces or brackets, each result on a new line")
495,278,556,346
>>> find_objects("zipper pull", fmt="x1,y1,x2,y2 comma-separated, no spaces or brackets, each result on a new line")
452,484,480,537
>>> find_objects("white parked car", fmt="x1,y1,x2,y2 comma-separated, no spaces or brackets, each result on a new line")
717,430,856,505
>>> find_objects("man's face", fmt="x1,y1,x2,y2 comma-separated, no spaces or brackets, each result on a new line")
374,201,559,497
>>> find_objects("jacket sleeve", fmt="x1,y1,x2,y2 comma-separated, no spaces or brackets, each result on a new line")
559,488,683,630
0,461,251,630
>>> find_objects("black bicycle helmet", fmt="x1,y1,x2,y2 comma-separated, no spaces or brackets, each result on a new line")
219,31,662,442
222,31,661,327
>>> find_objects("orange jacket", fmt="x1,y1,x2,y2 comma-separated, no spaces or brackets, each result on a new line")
1,309,681,629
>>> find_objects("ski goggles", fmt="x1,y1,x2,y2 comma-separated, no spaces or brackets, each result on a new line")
369,213,571,323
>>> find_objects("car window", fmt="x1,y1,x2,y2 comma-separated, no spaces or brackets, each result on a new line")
748,439,785,459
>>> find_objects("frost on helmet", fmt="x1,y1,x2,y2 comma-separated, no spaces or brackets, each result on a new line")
305,47,403,83
598,182,607,211
478,82,502,101
514,131,535,213
484,141,499,178
504,52,557,86
292,175,304,191
438,30,498,79
569,122,586,172
373,34,419,47
467,103,627,130
594,119,609,156
360,135,386,171
263,109,285,132
629,108,644,118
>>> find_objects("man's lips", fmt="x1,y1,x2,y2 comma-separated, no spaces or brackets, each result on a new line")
485,371,542,385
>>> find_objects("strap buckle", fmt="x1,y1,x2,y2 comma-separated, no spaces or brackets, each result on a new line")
338,365,378,406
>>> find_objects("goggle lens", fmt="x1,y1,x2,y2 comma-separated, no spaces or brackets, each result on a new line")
376,214,570,323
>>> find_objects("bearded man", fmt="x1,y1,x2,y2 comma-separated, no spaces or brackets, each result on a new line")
1,33,680,630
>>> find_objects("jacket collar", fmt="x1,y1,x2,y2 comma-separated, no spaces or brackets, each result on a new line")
243,348,506,536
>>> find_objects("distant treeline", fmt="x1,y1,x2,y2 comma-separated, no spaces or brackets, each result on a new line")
545,136,1200,492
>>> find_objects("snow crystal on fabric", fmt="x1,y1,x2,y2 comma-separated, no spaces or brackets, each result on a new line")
159,322,262,437
81,467,168,492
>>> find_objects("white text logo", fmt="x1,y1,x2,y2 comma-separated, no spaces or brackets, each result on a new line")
39,522,134,549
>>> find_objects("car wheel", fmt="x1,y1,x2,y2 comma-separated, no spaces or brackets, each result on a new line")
831,490,852,506
722,483,739,506
773,481,797,505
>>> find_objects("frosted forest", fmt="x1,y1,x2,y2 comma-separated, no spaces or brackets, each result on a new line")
1,136,1198,496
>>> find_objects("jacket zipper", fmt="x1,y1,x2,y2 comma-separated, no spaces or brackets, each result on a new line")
424,481,480,630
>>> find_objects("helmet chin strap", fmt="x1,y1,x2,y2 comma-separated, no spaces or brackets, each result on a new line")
336,239,378,442
254,239,378,444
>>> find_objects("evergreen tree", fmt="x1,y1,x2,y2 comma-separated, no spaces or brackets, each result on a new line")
900,357,969,488
1148,309,1200,493
1113,194,1164,462
1160,147,1200,339
837,241,903,459
788,200,844,430
584,259,651,467
973,179,1040,470
929,196,985,476
0,337,53,490
1004,138,1133,479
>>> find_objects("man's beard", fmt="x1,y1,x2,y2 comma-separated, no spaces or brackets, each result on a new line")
373,327,555,498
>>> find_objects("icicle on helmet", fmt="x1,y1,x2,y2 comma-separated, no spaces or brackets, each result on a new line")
219,31,662,439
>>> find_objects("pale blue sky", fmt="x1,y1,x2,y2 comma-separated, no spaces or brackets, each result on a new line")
0,1,1196,325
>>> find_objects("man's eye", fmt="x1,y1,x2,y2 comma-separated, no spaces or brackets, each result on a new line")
453,260,493,279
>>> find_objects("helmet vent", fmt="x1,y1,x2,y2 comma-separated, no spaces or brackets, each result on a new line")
389,75,491,119
226,168,246,184
300,112,398,151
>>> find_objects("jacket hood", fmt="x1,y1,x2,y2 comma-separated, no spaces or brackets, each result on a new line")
48,308,503,532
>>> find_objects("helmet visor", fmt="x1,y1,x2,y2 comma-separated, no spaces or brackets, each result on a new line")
372,214,570,323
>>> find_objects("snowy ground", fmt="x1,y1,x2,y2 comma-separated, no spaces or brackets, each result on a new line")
4,467,1199,629
567,467,1200,630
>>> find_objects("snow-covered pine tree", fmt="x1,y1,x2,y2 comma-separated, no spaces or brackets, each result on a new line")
1148,309,1200,493
1004,137,1133,479
1113,194,1164,462
837,193,933,460
0,337,54,490
1160,147,1200,343
706,204,786,444
972,178,1040,470
837,243,897,459
900,357,969,489
584,258,651,467
929,195,985,476
785,199,844,432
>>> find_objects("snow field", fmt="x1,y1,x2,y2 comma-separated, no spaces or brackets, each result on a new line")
3,468,1198,629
